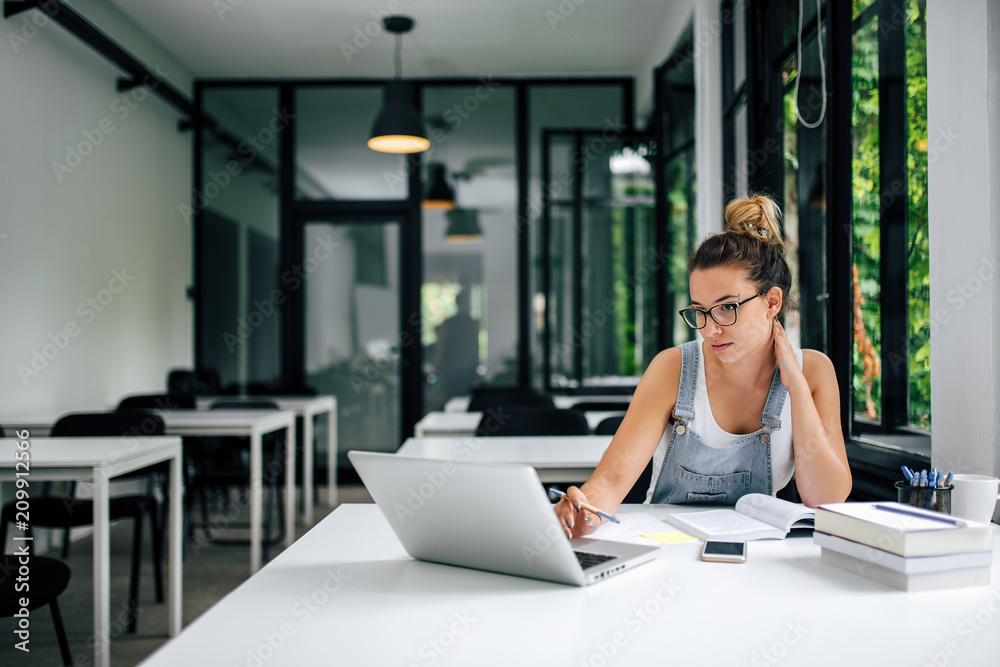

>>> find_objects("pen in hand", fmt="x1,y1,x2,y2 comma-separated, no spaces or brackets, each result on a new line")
548,488,620,524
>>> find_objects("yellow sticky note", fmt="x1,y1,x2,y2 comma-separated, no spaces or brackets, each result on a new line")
641,531,699,545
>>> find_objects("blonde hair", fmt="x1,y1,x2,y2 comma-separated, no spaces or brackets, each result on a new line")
688,194,794,319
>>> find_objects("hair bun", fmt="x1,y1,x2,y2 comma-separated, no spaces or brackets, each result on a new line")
724,194,786,252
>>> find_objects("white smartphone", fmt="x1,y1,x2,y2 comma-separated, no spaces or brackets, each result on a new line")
700,540,747,563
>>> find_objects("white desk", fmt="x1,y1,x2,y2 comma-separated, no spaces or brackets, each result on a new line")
137,503,1000,666
444,394,632,413
156,410,296,574
414,410,624,438
0,436,183,667
397,435,612,482
197,395,339,523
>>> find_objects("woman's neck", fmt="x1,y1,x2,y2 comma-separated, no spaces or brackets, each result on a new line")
702,337,778,391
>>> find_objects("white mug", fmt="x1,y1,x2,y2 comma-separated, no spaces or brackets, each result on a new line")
950,474,1000,523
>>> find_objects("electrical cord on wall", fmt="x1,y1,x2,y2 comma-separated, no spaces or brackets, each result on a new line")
794,0,827,128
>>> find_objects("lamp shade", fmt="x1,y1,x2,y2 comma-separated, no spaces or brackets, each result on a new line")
368,81,430,154
423,163,456,209
444,208,483,243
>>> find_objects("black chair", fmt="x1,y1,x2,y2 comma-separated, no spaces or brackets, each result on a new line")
594,414,625,435
0,411,165,634
569,401,631,413
167,367,222,396
0,556,73,665
117,393,196,411
194,400,287,561
476,407,590,437
468,385,555,412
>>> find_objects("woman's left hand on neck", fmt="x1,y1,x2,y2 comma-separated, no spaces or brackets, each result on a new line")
772,319,808,393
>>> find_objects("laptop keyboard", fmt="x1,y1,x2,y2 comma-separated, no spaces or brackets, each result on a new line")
575,551,616,570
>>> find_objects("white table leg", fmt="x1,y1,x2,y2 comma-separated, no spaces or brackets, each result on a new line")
249,431,262,574
284,419,296,549
92,470,111,667
327,403,338,508
168,449,183,635
302,412,314,527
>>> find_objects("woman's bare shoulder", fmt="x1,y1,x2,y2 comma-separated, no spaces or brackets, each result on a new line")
800,348,837,390
634,347,683,403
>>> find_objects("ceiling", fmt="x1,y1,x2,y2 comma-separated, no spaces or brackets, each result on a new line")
107,0,675,80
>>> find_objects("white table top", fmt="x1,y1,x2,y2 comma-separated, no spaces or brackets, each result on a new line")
0,436,182,471
156,409,296,431
138,503,1000,666
196,395,336,412
444,394,631,412
415,410,624,435
398,435,613,469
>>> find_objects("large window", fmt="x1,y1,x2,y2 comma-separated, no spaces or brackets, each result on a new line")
851,0,930,431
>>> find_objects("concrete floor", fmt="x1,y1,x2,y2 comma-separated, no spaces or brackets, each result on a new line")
0,485,372,667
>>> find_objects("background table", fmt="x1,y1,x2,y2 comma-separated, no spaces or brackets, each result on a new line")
444,394,632,413
414,410,624,438
156,409,295,573
136,503,1000,666
1,436,183,667
397,435,613,482
197,395,338,521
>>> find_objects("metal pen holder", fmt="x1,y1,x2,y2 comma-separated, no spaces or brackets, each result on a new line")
895,481,952,514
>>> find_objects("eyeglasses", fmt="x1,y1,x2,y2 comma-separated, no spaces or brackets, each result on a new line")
679,293,763,329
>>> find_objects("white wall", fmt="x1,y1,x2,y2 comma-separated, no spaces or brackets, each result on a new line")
635,0,723,239
0,0,196,421
926,0,1000,505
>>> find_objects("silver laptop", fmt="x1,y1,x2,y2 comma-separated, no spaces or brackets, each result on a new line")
348,451,659,586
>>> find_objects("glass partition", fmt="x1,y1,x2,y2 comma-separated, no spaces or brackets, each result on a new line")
198,87,281,391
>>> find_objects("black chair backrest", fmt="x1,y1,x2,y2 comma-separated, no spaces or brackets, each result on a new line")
52,411,165,437
476,407,590,437
209,400,279,411
622,460,654,504
569,401,630,413
117,393,196,411
593,414,625,436
468,386,555,412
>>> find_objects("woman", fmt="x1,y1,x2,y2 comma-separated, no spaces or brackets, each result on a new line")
556,194,851,537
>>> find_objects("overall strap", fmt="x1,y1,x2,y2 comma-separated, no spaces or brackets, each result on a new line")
758,364,787,433
672,341,700,424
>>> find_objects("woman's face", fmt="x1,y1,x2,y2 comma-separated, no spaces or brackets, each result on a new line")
688,265,780,363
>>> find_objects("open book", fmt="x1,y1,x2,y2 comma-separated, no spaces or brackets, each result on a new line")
662,493,815,541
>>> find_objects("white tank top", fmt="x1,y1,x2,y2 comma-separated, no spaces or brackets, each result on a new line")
646,342,800,502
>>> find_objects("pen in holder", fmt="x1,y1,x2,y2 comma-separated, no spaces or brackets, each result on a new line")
895,481,952,514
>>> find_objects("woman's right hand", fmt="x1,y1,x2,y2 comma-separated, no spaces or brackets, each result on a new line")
554,486,604,539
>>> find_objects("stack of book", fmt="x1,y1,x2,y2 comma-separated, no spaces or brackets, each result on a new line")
814,501,994,591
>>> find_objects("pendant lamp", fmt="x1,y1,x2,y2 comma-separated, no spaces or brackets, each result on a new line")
423,163,456,209
368,16,430,154
444,208,483,243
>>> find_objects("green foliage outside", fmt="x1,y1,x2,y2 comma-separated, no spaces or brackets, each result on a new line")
851,0,930,428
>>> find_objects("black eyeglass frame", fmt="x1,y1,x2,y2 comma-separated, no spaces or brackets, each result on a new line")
678,292,765,329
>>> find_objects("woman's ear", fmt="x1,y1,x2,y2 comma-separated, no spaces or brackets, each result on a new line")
765,286,783,317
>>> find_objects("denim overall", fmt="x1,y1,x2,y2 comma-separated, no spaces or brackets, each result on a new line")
649,340,787,504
